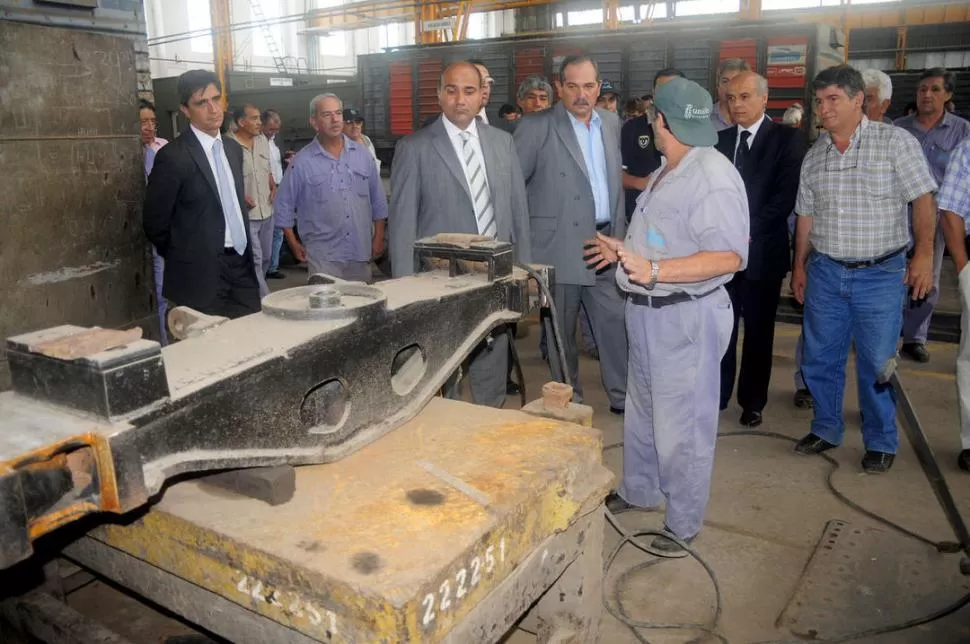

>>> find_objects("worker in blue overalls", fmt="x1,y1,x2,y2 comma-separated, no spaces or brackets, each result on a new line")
585,77,750,556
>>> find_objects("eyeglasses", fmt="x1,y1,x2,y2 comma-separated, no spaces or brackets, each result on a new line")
824,134,864,172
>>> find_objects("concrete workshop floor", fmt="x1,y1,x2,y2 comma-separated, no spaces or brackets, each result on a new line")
64,264,970,643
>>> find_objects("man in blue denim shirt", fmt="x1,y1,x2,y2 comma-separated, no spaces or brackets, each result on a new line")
894,68,970,363
274,93,387,283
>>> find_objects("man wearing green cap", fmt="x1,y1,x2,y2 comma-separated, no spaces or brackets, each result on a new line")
585,77,750,555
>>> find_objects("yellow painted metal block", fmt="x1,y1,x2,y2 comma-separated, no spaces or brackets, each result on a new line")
90,398,613,642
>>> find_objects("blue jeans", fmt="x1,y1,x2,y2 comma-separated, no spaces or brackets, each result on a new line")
269,226,284,273
802,251,906,454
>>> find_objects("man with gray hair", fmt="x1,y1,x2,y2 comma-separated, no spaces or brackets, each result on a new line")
862,69,894,124
713,58,751,131
273,92,387,283
517,75,553,114
716,71,806,427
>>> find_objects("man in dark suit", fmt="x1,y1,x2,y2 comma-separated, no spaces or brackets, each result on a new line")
144,70,260,321
390,61,531,408
717,71,806,427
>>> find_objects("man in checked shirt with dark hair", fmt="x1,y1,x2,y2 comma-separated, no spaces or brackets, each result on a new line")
790,64,937,474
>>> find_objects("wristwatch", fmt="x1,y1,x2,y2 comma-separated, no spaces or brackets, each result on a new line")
645,260,661,290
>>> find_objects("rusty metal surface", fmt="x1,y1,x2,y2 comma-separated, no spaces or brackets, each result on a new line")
0,20,150,391
0,253,537,569
80,397,613,643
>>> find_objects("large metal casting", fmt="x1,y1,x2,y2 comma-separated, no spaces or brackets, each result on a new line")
0,237,540,569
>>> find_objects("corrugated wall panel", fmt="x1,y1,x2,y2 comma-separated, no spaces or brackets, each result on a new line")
389,61,414,136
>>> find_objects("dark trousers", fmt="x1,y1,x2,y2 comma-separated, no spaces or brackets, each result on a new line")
171,252,261,321
719,273,783,412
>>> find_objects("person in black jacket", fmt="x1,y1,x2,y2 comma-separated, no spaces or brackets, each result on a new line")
143,70,260,321
717,71,807,427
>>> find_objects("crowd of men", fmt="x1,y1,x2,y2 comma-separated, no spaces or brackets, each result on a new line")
141,56,970,556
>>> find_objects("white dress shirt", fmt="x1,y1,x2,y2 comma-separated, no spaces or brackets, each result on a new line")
733,114,768,162
268,134,284,184
191,124,246,248
477,107,489,124
442,115,490,210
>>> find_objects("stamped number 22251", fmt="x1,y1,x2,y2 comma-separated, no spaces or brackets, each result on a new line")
421,537,506,628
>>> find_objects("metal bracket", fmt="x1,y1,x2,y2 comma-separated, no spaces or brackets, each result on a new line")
0,238,541,569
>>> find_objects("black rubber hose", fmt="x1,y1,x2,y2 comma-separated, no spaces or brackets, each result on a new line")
602,429,970,643
514,263,571,388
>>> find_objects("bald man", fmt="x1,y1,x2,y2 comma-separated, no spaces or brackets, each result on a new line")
716,71,807,427
390,61,531,408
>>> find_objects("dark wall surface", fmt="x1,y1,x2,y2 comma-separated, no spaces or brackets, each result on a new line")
0,20,152,389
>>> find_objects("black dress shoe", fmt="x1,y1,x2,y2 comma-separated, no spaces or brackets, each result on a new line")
901,342,931,363
958,450,970,472
739,410,763,427
862,450,895,474
506,381,521,395
606,492,642,514
265,270,286,280
793,388,813,409
610,406,624,415
794,433,838,455
648,526,695,558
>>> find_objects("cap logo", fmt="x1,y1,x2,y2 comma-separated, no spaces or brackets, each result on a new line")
638,135,650,149
684,103,711,120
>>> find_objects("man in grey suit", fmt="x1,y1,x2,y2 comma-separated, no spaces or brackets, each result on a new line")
389,61,532,408
514,55,628,413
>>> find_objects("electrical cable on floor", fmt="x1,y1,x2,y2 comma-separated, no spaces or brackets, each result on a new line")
600,430,970,643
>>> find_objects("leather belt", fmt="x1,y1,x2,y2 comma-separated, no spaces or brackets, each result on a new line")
630,286,722,309
824,246,905,269
596,221,611,231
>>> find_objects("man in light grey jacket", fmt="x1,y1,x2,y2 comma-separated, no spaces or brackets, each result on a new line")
389,61,531,408
514,55,628,413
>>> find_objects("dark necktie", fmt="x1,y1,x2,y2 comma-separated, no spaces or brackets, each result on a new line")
734,130,751,173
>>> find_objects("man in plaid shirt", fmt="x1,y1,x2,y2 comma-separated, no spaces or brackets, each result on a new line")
939,138,970,472
790,65,937,474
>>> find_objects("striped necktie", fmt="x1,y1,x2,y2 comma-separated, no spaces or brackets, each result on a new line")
459,131,496,238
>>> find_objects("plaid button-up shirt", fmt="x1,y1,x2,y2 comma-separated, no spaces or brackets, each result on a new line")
938,138,970,233
795,117,937,260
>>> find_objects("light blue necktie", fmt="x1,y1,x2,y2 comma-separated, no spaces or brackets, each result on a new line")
211,138,247,255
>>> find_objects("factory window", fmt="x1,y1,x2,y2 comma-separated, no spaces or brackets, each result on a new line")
188,0,212,54
252,0,284,59
379,22,407,49
618,6,635,22
465,13,487,40
639,3,668,20
319,31,347,57
567,8,603,26
675,0,739,16
764,0,893,8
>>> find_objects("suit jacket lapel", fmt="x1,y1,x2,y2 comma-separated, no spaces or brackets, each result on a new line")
600,111,621,220
553,103,589,181
183,127,220,201
430,118,473,204
749,116,773,164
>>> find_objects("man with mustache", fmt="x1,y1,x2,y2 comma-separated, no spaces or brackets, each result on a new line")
514,55,628,415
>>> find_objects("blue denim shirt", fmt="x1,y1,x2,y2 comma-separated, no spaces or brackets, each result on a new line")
274,136,388,263
894,112,970,184
567,110,611,225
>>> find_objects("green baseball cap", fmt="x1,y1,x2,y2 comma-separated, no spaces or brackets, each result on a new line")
653,77,717,147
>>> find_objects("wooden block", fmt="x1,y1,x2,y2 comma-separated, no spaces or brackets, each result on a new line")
199,466,296,506
541,382,574,409
28,327,142,360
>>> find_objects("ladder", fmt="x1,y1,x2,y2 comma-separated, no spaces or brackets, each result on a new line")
249,0,288,74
